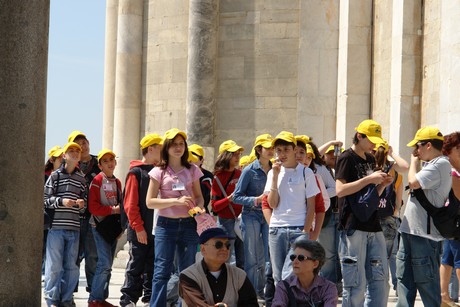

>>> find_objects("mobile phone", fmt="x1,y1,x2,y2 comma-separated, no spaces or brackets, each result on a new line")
383,162,394,174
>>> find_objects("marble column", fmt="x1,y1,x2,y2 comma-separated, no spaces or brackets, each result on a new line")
102,0,119,149
112,0,143,180
0,1,49,305
336,0,373,147
372,0,422,158
185,0,219,146
422,1,460,133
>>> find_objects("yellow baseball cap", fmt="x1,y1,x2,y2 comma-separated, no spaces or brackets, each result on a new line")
254,134,273,148
239,155,251,167
374,140,389,153
188,150,200,163
407,126,444,147
219,140,244,154
67,130,86,142
295,135,311,146
164,128,187,141
273,131,297,146
355,119,384,145
48,146,64,158
325,145,344,154
306,144,315,159
189,144,204,158
63,142,82,153
140,133,163,149
97,149,116,162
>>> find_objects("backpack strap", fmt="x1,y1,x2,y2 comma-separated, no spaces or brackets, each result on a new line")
411,188,440,234
281,280,297,307
214,171,237,218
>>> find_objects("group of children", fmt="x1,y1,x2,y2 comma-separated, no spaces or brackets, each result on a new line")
43,121,460,307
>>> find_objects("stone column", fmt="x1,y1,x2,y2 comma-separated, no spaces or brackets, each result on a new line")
185,0,219,146
372,0,422,157
422,1,460,133
298,0,339,144
112,0,143,180
0,1,49,305
336,0,373,146
102,0,119,149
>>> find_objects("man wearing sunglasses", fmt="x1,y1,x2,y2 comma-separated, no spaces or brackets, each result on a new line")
397,126,451,307
179,227,258,306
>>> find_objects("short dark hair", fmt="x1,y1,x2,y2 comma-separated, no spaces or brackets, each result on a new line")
353,133,366,145
293,235,326,275
428,139,444,151
274,139,295,148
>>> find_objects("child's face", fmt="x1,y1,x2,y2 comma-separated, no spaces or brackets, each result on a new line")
275,144,296,165
74,137,90,159
65,147,81,164
230,151,241,168
98,154,117,175
295,146,307,164
168,135,186,159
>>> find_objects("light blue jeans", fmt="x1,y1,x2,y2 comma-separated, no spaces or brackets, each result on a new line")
44,229,80,307
318,212,341,284
218,217,245,269
89,227,117,301
268,226,303,283
150,216,198,307
241,209,268,298
339,229,389,307
396,232,441,307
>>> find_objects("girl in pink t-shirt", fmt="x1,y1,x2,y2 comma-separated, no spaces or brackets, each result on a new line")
146,128,204,306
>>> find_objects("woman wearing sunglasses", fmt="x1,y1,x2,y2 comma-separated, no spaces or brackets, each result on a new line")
272,236,337,307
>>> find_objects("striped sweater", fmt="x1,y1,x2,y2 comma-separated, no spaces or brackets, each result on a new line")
44,165,87,231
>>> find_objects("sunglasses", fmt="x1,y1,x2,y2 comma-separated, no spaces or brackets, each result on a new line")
416,141,428,149
290,254,316,262
204,240,231,250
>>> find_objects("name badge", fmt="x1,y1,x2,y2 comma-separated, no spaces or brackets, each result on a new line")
102,183,114,191
172,182,186,191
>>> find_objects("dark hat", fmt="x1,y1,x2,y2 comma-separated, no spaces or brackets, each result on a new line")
199,227,235,244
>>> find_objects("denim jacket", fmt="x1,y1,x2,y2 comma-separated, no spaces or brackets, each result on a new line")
233,159,269,211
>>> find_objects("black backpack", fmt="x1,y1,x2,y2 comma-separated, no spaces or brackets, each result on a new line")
412,188,460,239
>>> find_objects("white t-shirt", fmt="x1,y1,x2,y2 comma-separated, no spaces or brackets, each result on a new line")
264,163,320,227
399,156,452,241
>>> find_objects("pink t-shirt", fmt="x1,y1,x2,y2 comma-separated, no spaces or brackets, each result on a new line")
149,164,203,218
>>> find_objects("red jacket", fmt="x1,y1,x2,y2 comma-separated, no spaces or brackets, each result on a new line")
211,169,242,219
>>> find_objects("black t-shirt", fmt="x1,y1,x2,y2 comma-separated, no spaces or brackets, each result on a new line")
335,148,381,232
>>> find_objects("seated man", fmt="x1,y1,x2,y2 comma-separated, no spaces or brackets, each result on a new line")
179,228,258,307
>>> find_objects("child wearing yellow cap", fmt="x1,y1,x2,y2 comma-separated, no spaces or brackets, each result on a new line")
87,149,122,306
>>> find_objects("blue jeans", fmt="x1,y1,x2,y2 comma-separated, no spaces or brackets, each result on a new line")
339,230,388,307
78,217,98,292
150,216,198,307
89,227,117,301
218,217,245,269
389,231,399,291
396,232,441,307
44,229,80,307
318,212,341,284
241,209,268,298
269,226,303,283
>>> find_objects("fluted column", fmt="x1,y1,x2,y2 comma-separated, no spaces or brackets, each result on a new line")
336,0,373,146
185,0,219,146
112,0,143,180
0,0,49,305
102,0,119,149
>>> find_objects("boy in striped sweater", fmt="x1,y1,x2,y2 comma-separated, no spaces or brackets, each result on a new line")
43,142,87,307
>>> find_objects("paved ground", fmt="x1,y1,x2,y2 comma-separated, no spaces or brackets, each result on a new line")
41,259,424,306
